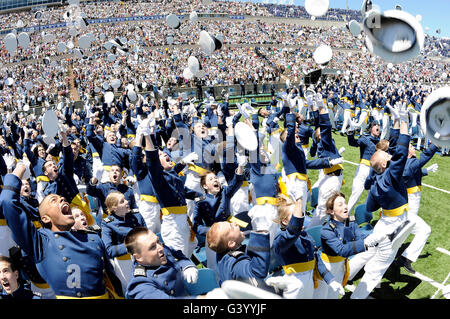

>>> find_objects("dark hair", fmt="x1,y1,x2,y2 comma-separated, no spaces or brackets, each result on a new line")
0,255,17,272
199,170,215,189
325,192,346,214
124,227,150,255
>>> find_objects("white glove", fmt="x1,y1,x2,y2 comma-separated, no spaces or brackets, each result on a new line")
126,175,137,185
364,232,387,248
248,209,274,232
182,152,199,164
73,173,80,185
92,160,104,182
425,163,438,173
388,104,399,120
182,267,198,284
16,159,31,179
338,147,346,155
47,143,55,153
330,157,344,166
328,280,345,296
3,154,16,171
236,153,248,167
398,103,409,123
237,103,249,120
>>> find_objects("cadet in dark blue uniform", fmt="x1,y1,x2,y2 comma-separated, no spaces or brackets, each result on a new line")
0,163,124,299
206,220,271,285
316,192,384,299
397,142,439,273
125,227,199,299
272,196,344,299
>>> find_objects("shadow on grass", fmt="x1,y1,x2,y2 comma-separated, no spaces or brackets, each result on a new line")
343,243,426,299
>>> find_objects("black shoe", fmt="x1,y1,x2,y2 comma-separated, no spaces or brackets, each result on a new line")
397,256,416,274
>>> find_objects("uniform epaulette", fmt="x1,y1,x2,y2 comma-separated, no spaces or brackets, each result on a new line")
329,221,336,229
227,250,244,258
133,265,147,277
195,196,206,202
104,216,114,223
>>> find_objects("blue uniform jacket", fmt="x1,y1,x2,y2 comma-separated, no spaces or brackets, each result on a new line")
366,134,410,212
216,231,271,283
321,219,367,257
347,133,379,161
101,212,146,258
283,113,330,176
126,246,196,299
403,144,438,189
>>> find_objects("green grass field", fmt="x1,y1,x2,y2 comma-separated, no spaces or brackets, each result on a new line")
307,133,450,299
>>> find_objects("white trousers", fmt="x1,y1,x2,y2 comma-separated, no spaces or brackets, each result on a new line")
313,259,346,299
341,109,353,134
139,200,161,234
308,173,343,229
401,192,431,263
111,257,133,295
230,186,250,216
347,163,371,213
185,171,204,222
380,113,391,140
353,111,369,135
281,271,314,299
161,213,197,258
351,212,414,299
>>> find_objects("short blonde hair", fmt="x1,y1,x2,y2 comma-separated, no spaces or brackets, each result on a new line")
206,222,229,254
105,191,123,215
376,140,389,151
275,195,296,226
370,150,385,174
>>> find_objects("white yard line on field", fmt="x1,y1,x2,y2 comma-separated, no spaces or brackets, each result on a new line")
343,160,450,194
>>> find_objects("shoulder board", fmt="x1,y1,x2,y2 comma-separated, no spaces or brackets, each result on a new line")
103,216,114,223
195,196,206,202
329,221,336,229
227,250,244,258
133,265,147,278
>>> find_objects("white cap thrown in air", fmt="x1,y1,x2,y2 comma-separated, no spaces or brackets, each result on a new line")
313,44,333,65
305,0,329,17
362,9,425,63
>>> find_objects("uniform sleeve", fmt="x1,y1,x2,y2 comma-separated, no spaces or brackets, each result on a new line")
192,201,210,236
100,222,128,258
0,174,47,263
273,215,304,255
388,134,410,181
229,232,271,279
321,226,365,258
